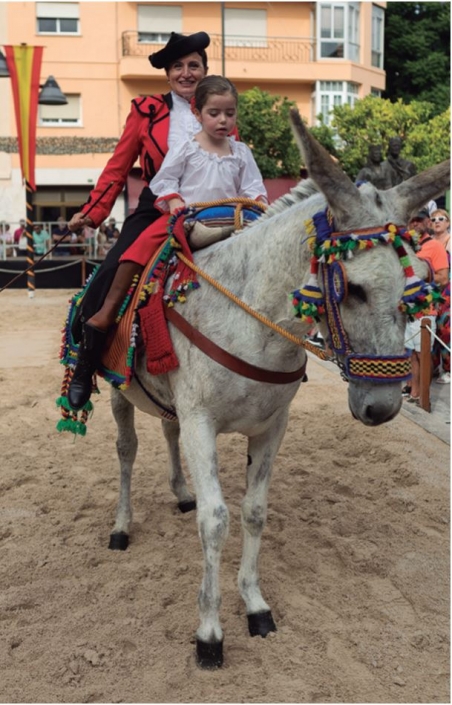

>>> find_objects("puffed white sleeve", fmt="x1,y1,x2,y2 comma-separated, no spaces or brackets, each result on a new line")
237,143,268,204
150,140,190,212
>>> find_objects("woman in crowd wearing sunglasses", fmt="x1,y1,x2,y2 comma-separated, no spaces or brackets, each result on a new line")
431,209,450,384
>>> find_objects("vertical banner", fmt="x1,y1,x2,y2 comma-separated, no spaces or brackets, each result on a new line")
4,44,43,191
5,45,43,297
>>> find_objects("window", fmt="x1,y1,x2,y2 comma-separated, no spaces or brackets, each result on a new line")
348,3,360,62
370,87,382,97
318,3,360,60
316,81,360,125
137,4,182,44
224,8,267,48
36,2,79,34
39,95,81,126
371,5,385,68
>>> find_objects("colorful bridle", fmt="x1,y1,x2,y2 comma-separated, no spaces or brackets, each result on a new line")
291,208,442,384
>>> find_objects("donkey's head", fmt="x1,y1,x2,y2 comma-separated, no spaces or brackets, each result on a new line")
290,109,450,425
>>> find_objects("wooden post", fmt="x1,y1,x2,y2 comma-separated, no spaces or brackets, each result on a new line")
81,256,86,287
419,316,431,412
25,180,35,298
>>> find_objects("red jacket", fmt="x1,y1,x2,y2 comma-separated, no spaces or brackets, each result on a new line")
82,93,240,227
82,94,172,227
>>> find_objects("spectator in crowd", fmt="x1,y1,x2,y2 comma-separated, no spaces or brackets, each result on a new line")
70,229,87,256
430,208,450,384
105,217,120,241
403,208,449,404
0,223,12,257
14,219,26,243
14,219,28,256
52,216,72,256
96,223,111,257
32,223,50,255
82,224,96,256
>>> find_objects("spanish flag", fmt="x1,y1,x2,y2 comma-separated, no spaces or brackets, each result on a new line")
4,45,43,191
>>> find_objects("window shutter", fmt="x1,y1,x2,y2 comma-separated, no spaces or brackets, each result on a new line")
137,5,182,33
36,2,80,18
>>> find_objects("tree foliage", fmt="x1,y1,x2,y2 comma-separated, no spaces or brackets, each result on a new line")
384,2,450,115
312,96,450,179
237,87,301,178
238,90,449,182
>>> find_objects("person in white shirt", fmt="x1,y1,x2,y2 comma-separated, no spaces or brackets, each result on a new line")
113,74,266,268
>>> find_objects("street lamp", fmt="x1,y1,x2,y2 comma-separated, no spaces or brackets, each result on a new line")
1,44,67,297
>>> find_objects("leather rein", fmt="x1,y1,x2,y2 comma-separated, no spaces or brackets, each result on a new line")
164,305,306,385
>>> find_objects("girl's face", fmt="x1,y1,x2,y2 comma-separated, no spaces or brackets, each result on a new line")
431,212,450,236
166,52,206,101
195,92,237,140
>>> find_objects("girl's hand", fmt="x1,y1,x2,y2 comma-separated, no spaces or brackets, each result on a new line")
168,198,185,214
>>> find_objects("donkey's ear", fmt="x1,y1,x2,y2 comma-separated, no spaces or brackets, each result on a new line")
289,108,360,217
389,159,451,219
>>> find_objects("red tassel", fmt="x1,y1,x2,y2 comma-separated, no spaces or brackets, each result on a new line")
139,295,179,376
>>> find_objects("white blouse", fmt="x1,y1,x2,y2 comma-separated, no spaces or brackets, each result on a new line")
150,136,267,211
167,92,202,148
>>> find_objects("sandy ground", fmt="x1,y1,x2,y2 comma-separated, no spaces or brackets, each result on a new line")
0,289,449,704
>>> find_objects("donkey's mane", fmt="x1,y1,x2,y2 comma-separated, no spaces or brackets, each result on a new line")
260,178,320,220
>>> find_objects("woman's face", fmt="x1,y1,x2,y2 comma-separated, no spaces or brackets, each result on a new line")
166,52,206,101
431,211,450,236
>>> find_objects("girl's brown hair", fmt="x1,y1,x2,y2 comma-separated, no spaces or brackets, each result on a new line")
194,75,238,112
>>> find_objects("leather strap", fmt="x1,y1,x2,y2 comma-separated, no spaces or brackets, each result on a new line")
165,306,306,384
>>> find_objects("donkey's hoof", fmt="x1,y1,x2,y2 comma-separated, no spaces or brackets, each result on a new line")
108,531,129,551
178,499,196,513
248,611,277,637
196,638,223,669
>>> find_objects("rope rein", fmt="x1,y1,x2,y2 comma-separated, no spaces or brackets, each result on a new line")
175,250,331,361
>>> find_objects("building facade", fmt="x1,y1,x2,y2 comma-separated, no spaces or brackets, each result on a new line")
0,1,386,225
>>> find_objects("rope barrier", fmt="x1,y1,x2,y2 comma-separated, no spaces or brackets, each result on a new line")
0,259,85,274
425,324,451,353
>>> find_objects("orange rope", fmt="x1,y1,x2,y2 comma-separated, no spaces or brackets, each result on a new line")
175,250,331,361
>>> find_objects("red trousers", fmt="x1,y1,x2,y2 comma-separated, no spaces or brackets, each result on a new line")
119,214,170,267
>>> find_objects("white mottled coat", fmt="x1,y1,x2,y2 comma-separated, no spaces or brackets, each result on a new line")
108,113,450,665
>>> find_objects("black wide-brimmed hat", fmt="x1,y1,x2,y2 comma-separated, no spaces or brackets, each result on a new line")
149,32,210,69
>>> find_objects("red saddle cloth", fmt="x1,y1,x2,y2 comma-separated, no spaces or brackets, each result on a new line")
100,215,197,386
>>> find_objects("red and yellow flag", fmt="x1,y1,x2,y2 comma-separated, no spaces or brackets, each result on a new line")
4,45,43,191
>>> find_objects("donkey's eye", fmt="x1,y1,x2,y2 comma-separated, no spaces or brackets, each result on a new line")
348,283,367,303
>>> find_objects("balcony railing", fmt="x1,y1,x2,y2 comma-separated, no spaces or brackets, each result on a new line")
122,32,316,64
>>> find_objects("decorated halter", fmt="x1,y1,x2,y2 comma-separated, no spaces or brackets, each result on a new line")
291,208,443,384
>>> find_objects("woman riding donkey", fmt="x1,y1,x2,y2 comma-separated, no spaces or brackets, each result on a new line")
68,75,267,411
68,31,214,409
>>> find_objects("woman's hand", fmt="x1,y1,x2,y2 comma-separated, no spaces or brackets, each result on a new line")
68,212,94,232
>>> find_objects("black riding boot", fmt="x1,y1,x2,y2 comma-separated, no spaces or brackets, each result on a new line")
68,323,108,410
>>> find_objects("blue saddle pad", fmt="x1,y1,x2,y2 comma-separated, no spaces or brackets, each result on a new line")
187,205,262,229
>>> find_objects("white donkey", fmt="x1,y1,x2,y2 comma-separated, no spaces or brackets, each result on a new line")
108,112,450,668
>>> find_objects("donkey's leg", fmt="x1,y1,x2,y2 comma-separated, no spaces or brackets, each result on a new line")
108,389,138,551
179,414,228,669
161,419,196,513
239,408,289,637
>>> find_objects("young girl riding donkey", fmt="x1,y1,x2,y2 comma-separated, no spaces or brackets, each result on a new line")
68,76,267,411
